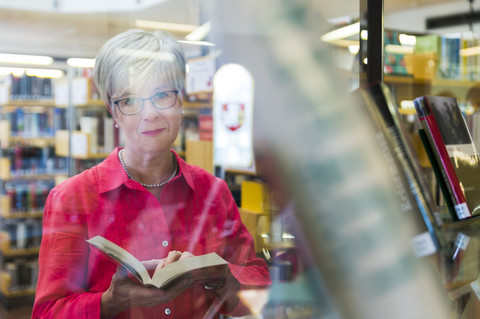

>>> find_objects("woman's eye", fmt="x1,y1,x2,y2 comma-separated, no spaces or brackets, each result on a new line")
155,92,168,99
125,98,138,106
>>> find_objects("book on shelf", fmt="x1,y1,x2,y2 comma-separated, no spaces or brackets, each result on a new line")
8,74,54,101
384,30,410,76
79,116,99,154
413,95,480,220
413,34,480,81
86,235,228,289
355,83,444,257
362,83,446,255
5,258,38,292
417,129,457,220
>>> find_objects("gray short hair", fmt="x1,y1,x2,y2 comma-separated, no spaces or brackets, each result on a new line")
93,29,186,112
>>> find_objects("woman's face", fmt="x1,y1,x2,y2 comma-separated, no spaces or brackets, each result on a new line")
112,80,182,155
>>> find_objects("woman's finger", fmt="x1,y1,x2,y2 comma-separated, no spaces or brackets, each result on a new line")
112,265,128,281
179,251,195,260
164,250,182,266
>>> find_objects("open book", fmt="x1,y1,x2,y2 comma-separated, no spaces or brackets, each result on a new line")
86,235,228,288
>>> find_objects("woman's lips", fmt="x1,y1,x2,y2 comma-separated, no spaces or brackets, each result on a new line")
142,128,165,136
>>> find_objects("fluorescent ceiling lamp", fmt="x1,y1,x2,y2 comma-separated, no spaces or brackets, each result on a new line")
460,46,480,56
67,58,96,68
26,68,64,78
327,39,358,48
136,20,198,33
400,100,415,109
178,40,216,47
0,67,63,78
0,67,24,76
0,0,169,13
385,44,414,54
321,22,360,42
185,21,211,41
348,45,360,55
399,34,416,46
0,53,53,65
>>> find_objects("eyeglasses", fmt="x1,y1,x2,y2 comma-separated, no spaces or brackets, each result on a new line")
112,90,179,115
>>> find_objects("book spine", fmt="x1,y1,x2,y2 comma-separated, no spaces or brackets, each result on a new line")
414,97,471,219
358,90,433,254
418,129,457,220
361,87,441,256
371,83,445,252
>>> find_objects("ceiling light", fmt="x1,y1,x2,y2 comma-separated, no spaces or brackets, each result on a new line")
329,39,359,48
348,45,360,54
178,40,216,47
136,20,198,33
399,34,416,46
460,46,480,57
26,69,64,78
0,67,24,76
0,67,64,78
0,53,53,65
385,44,414,54
67,58,95,68
400,100,415,109
185,21,211,41
321,22,360,42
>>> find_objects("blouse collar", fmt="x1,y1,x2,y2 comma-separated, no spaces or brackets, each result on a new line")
97,147,195,193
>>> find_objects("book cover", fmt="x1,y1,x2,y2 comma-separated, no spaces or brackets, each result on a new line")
87,235,228,289
418,129,457,220
414,95,480,219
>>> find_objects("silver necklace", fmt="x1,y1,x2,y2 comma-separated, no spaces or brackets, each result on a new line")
118,149,177,188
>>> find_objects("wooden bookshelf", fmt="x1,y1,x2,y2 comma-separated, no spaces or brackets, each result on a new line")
0,195,43,219
385,75,480,88
2,100,57,107
9,136,55,147
74,99,105,108
0,233,40,257
0,272,35,298
183,100,212,109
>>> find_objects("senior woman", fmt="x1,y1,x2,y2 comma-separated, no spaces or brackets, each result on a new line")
32,29,271,318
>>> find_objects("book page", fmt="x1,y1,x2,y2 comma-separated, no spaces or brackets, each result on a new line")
86,236,151,284
151,253,227,288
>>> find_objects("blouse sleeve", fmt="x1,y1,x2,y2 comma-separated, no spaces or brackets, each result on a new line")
216,179,272,316
32,185,102,318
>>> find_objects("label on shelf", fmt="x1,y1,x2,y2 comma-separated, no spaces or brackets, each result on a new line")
410,232,437,257
455,203,471,219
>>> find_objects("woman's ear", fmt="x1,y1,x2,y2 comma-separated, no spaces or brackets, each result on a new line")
105,102,117,120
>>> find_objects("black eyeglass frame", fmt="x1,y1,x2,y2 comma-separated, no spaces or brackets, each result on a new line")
112,90,179,115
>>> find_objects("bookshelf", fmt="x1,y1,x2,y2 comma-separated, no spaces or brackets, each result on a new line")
54,68,116,176
379,33,480,317
0,73,65,303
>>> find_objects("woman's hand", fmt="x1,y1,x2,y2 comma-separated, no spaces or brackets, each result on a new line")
155,250,195,272
100,252,195,319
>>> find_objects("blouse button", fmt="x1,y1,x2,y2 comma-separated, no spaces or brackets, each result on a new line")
162,240,169,247
165,308,171,315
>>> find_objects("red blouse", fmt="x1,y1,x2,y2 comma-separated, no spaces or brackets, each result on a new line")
32,148,271,318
